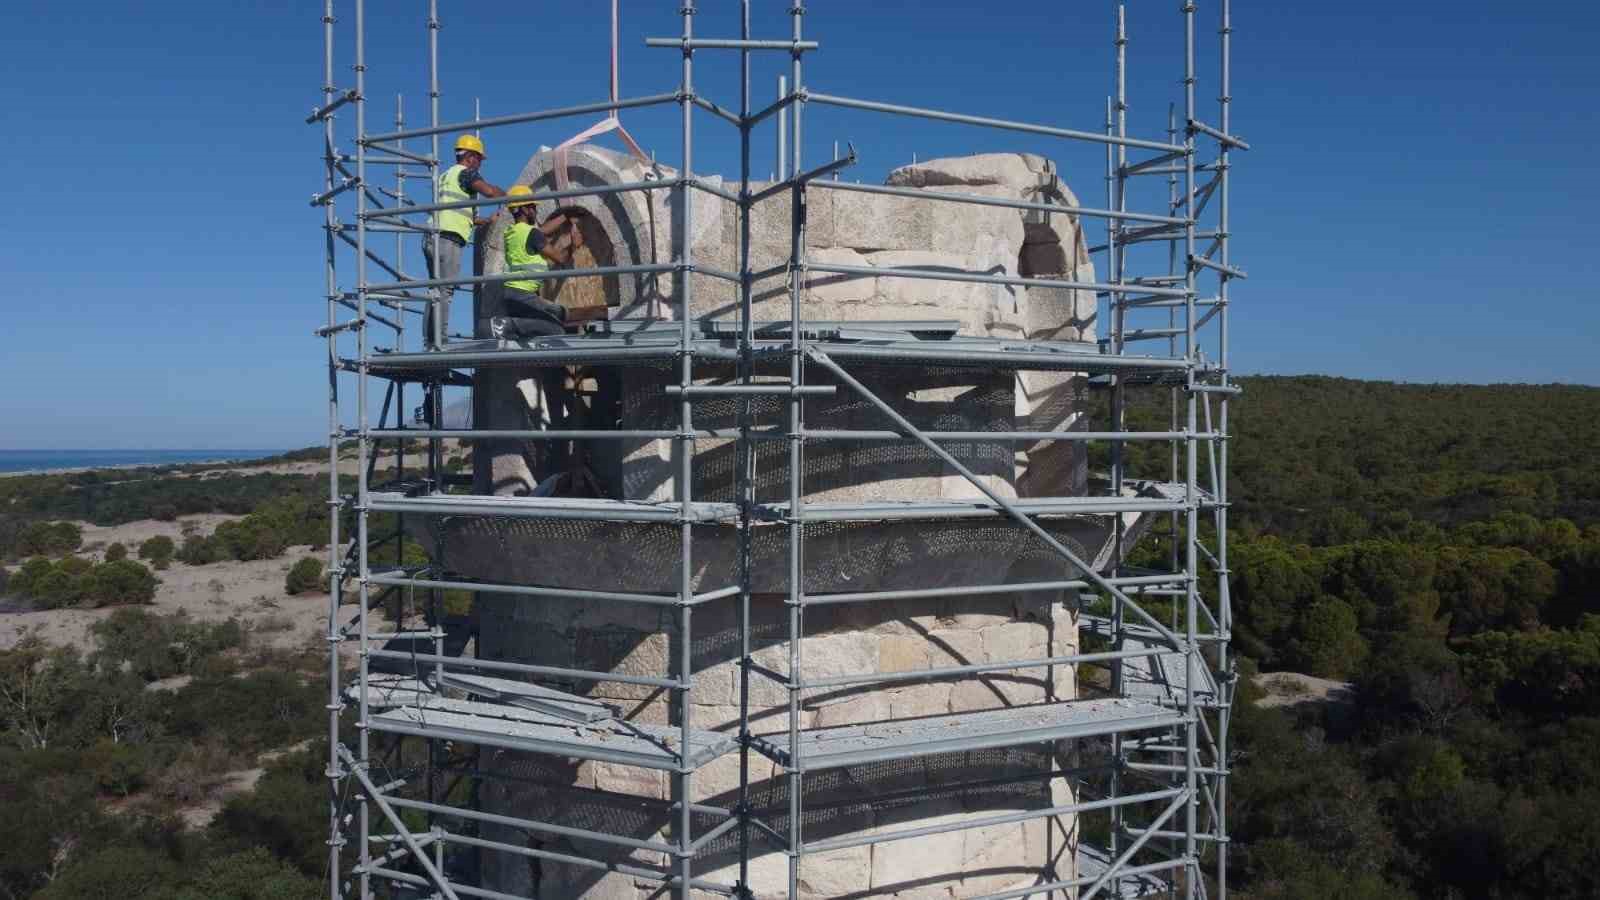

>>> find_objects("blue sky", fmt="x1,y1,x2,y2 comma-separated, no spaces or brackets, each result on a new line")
1,1,1595,449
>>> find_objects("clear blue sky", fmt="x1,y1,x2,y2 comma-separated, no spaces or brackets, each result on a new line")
2,2,1595,450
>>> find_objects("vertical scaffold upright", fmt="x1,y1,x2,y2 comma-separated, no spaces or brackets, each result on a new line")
312,2,1243,897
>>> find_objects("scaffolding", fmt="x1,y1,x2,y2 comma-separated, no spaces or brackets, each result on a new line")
313,2,1241,898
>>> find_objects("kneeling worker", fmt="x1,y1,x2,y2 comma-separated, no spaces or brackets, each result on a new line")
496,184,581,339
424,134,505,347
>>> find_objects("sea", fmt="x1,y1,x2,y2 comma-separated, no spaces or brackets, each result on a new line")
0,449,286,475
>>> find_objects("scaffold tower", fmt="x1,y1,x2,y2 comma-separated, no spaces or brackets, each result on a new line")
313,2,1242,897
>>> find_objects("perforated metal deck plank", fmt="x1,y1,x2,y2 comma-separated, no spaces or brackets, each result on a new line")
359,328,1191,376
367,491,740,523
1075,844,1171,897
438,672,620,723
368,697,736,771
348,674,435,709
751,699,1184,772
767,495,1189,523
1080,615,1219,707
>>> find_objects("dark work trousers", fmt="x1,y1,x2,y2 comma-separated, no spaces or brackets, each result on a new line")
501,289,567,337
420,233,466,347
501,289,573,469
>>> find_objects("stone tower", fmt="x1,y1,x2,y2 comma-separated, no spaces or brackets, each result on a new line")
415,145,1150,898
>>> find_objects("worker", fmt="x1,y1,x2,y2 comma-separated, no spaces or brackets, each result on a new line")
495,184,583,339
422,134,505,347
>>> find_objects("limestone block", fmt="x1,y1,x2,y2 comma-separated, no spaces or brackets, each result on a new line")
926,629,986,668
885,153,1045,190
594,761,668,801
804,246,874,306
617,363,1016,506
692,658,738,707
963,821,1038,896
809,690,891,726
880,634,930,673
579,630,669,701
888,683,954,719
691,751,776,803
753,630,877,688
795,843,872,898
832,187,932,251
925,201,1027,267
951,678,1022,713
696,848,821,900
746,184,836,271
869,801,969,893
543,867,640,900
983,621,1046,665
862,248,1025,340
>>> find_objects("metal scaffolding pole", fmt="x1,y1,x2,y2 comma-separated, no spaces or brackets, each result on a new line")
1215,1,1235,896
318,3,345,897
1182,4,1201,898
675,6,698,898
351,1,372,897
785,4,808,897
736,4,755,897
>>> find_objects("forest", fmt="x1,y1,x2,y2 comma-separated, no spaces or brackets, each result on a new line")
1,377,1598,898
1108,377,1600,898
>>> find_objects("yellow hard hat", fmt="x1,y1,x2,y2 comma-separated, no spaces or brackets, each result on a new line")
506,184,537,209
454,134,486,158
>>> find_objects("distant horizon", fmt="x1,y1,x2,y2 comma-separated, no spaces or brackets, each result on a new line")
4,374,1597,454
0,449,287,473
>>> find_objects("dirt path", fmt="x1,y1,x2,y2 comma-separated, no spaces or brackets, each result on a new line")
1252,671,1355,708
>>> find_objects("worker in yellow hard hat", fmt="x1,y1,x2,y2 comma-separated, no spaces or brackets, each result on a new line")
492,185,584,340
421,133,506,348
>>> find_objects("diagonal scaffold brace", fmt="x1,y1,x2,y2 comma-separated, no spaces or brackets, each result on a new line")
806,347,1186,652
335,744,460,900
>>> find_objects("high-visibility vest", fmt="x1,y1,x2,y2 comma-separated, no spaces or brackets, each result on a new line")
435,164,475,243
504,222,551,294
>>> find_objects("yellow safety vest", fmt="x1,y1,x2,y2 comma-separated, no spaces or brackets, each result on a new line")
435,164,475,243
504,222,551,294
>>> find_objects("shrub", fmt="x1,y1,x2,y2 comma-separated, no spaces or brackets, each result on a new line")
254,614,295,634
81,738,158,797
170,847,321,900
57,555,94,579
137,534,175,568
7,557,55,598
87,559,159,607
33,567,86,609
213,752,330,879
31,844,180,900
163,671,323,754
284,557,324,596
104,542,128,562
17,521,83,557
177,534,224,565
91,609,245,682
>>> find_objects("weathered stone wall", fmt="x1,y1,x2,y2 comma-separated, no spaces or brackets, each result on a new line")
474,146,1096,502
464,145,1099,897
472,583,1078,899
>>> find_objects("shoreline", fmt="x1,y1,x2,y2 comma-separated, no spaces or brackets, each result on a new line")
0,452,287,479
